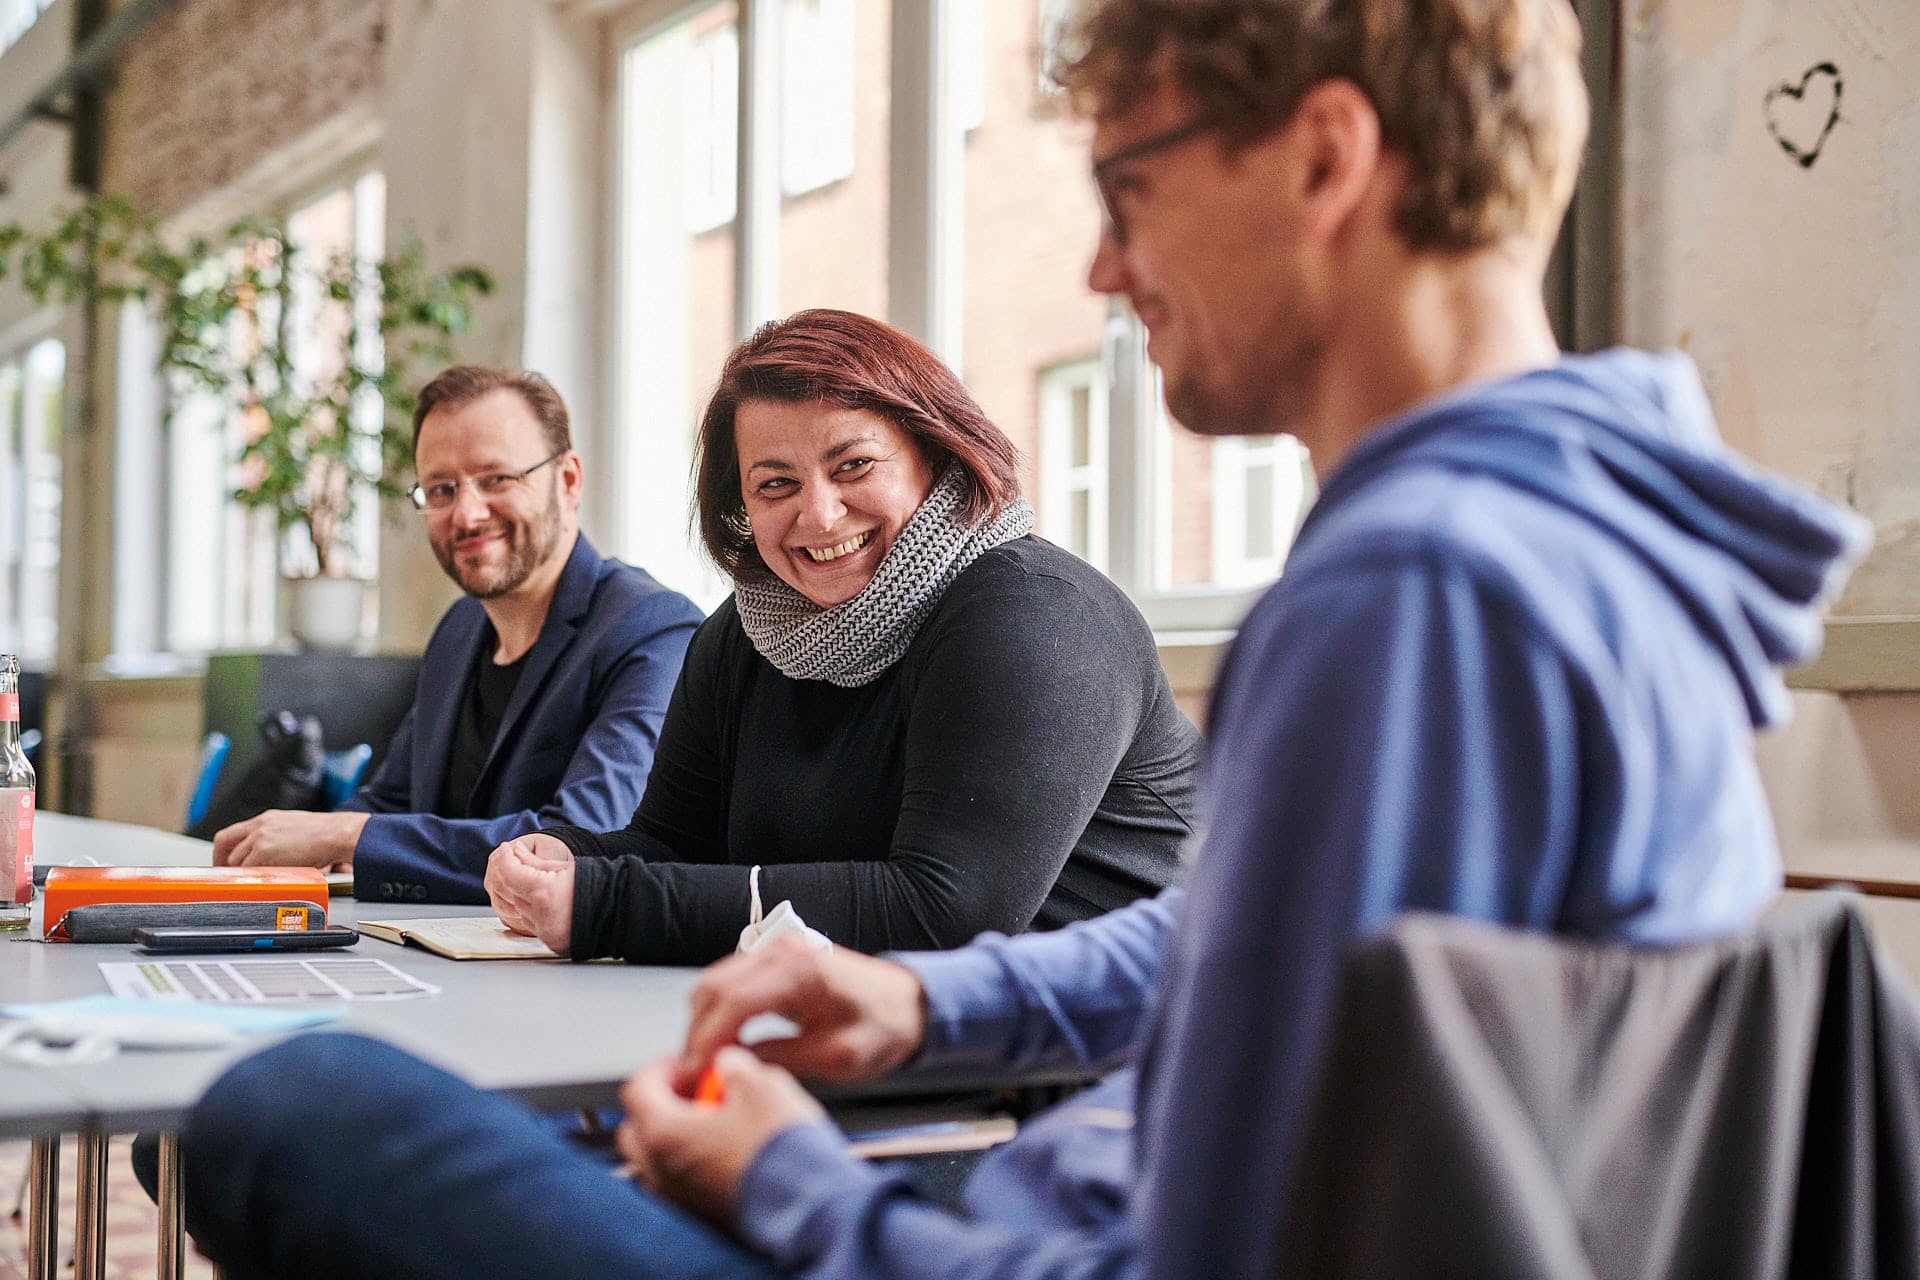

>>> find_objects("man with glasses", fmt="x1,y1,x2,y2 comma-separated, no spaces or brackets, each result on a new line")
176,1,1867,1277
211,365,703,903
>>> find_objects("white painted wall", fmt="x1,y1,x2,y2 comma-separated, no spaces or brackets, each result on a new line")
1619,1,1920,876
1618,0,1920,615
0,0,75,340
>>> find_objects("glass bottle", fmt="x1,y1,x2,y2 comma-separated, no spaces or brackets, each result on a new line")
0,655,35,930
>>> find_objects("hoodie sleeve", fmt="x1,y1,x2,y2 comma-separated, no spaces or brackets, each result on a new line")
891,890,1179,1076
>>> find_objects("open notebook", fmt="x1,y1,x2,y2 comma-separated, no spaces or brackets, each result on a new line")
356,915,561,961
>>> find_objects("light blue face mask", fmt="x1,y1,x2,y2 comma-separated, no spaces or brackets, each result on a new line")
0,995,341,1065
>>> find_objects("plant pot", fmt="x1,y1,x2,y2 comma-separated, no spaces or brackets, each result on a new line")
287,576,370,652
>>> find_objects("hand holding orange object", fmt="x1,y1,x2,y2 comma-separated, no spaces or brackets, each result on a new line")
616,1047,824,1225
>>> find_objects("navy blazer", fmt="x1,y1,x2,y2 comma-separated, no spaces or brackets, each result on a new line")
343,534,703,903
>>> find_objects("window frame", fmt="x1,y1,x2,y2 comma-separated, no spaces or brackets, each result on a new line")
1036,354,1110,573
0,312,66,668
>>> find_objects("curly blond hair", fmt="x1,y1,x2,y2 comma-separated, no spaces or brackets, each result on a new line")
1053,0,1587,251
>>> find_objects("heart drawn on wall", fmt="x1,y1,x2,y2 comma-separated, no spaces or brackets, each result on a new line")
1764,62,1843,169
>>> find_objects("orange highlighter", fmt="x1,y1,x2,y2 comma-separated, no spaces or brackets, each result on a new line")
694,1066,725,1107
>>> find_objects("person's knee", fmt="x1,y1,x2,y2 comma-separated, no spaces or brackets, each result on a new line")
184,1032,410,1170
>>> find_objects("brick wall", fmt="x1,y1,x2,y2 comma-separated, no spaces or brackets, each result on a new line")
103,0,385,216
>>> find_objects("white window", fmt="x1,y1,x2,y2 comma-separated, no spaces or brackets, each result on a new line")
615,1,888,609
951,0,987,133
781,0,856,194
0,337,63,665
1209,433,1313,588
682,20,740,233
283,171,387,583
1104,357,1320,628
1037,356,1108,570
679,0,859,235
0,0,55,56
114,170,387,657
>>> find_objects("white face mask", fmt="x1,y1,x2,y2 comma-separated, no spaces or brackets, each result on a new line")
730,867,830,1048
0,996,336,1065
737,865,832,956
0,1011,241,1065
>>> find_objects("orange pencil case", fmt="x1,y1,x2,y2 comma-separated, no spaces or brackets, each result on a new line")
41,866,329,940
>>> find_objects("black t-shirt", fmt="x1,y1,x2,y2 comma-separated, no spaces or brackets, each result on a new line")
552,536,1202,965
438,635,528,820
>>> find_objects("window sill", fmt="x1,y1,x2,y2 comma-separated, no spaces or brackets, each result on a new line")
1136,584,1267,634
80,653,210,686
1785,616,1920,694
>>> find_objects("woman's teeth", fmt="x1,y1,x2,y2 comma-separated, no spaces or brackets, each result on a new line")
804,530,874,563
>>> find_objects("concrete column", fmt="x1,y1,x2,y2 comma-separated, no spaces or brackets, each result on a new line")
376,0,611,650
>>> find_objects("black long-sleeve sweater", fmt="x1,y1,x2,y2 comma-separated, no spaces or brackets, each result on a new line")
549,536,1200,964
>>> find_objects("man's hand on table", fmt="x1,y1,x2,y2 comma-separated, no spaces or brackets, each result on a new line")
213,810,368,869
617,1046,824,1224
484,833,575,954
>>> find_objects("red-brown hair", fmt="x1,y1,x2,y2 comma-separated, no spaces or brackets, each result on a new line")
694,309,1022,576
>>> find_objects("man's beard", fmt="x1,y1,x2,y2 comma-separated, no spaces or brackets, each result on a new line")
432,481,565,599
1163,330,1318,441
1164,367,1282,439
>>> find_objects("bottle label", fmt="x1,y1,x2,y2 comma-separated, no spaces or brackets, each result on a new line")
0,787,29,905
0,692,16,723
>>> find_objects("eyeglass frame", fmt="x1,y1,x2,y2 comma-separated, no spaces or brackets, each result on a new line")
1091,114,1223,247
408,448,569,513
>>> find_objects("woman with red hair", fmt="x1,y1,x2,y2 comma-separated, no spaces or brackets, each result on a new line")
486,309,1198,963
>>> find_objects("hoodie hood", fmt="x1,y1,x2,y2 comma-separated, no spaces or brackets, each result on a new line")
1310,349,1871,728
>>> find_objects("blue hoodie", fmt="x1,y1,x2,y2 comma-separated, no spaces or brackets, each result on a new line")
735,351,1870,1280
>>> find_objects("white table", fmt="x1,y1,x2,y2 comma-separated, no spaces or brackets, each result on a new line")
9,813,705,1280
35,810,220,868
10,814,1056,1280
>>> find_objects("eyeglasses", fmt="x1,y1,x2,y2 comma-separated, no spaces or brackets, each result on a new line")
1091,114,1221,247
409,449,567,513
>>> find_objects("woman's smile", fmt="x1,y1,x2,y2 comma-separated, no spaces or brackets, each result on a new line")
799,528,876,564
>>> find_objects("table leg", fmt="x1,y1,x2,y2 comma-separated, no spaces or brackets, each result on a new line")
157,1132,185,1280
25,1135,58,1280
73,1129,107,1280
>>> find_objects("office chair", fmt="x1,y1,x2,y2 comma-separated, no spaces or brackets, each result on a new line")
319,743,373,810
183,732,232,829
1277,894,1920,1279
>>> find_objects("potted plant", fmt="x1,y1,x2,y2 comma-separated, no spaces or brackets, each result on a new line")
0,195,492,649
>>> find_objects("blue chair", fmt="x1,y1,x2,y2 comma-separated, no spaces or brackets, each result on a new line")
320,743,373,810
184,731,232,829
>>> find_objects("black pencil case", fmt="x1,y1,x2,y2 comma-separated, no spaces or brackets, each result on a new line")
47,899,328,943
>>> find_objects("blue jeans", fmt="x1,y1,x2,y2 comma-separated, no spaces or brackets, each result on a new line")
180,1033,785,1280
